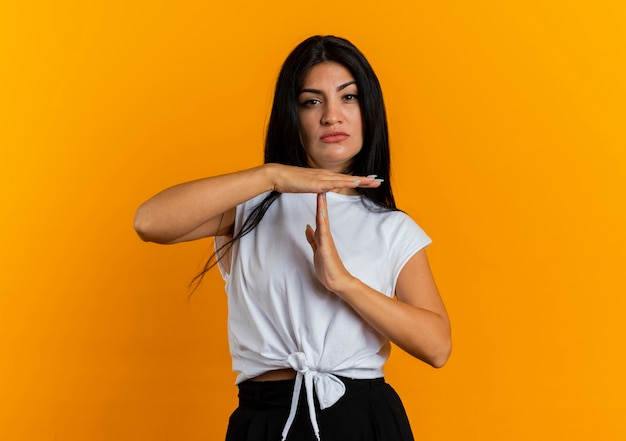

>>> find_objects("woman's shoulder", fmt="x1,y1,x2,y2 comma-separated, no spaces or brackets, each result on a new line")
383,208,426,231
373,207,431,245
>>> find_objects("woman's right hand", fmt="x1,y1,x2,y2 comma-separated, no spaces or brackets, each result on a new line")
267,163,382,194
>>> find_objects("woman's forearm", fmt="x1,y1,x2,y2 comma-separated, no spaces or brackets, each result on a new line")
335,277,452,368
134,165,274,244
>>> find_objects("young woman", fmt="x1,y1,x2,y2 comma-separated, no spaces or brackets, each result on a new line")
135,35,451,441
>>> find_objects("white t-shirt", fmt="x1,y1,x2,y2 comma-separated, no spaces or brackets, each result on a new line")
217,191,431,439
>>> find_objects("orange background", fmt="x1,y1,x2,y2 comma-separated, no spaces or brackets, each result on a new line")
1,1,625,440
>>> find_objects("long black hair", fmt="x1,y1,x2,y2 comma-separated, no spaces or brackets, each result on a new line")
190,35,397,292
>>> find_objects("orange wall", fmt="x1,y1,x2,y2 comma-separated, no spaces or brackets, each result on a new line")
1,1,625,440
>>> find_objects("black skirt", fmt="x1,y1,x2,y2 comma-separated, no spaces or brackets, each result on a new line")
225,376,415,441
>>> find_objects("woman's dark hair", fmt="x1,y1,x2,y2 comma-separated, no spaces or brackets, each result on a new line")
190,35,397,292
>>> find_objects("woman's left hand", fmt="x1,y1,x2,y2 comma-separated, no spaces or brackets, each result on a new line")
305,193,354,293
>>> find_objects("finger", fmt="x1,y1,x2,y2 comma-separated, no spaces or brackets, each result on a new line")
315,192,331,247
354,176,384,188
305,224,317,252
316,192,327,227
316,178,363,192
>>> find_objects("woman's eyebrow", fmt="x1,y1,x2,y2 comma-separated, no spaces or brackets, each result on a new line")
337,80,356,91
298,80,357,95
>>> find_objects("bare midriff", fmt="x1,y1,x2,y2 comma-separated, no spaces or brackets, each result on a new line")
249,368,298,382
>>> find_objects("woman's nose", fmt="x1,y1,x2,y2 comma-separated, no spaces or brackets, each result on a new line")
322,102,342,125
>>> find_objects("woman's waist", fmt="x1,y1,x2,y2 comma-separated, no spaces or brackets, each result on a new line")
231,343,390,385
236,363,386,385
250,368,298,382
248,366,385,382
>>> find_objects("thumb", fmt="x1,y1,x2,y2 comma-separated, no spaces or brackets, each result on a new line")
305,224,317,252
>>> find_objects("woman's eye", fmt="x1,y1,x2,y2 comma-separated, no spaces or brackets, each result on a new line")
301,98,321,106
343,94,359,101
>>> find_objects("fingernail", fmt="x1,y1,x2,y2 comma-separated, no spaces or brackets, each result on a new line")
367,174,377,178
352,179,361,183
306,224,312,231
374,178,384,183
321,210,326,219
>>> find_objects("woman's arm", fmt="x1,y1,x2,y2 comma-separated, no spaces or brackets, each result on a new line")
134,164,381,244
340,250,451,367
305,193,451,368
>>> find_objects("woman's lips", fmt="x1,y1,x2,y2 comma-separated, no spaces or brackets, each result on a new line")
320,131,349,143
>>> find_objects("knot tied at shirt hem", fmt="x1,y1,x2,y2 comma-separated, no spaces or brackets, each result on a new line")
281,352,346,441
285,352,346,409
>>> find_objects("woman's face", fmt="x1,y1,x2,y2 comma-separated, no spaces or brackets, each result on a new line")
297,62,363,172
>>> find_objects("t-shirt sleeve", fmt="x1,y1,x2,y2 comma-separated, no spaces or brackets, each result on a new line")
386,213,432,291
